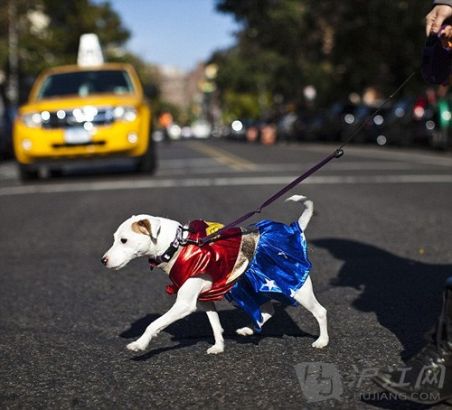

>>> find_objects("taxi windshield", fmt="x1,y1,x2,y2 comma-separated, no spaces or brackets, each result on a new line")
37,70,134,99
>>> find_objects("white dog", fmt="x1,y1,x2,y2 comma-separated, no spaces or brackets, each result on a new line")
102,195,328,355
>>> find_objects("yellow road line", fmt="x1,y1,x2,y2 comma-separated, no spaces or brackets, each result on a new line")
188,141,257,171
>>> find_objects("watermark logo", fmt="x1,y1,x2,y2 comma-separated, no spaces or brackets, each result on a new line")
294,362,445,403
416,364,445,389
294,362,343,402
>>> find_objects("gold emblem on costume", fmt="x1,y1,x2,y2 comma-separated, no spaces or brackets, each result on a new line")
205,221,224,236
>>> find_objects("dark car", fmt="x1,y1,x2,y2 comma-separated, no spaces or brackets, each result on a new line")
383,97,422,146
383,95,443,148
320,102,358,142
224,119,264,143
0,103,14,160
224,119,248,141
430,96,452,150
276,112,298,142
326,102,392,146
287,109,327,142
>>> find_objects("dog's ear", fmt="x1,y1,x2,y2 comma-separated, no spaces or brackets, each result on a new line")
148,217,161,240
132,218,160,240
132,219,151,236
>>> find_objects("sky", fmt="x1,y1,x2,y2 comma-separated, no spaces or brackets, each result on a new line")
106,0,240,72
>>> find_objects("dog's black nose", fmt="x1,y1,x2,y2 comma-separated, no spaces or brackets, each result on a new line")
101,256,108,266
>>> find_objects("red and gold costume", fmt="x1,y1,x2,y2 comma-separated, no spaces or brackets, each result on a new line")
165,220,243,301
164,219,312,331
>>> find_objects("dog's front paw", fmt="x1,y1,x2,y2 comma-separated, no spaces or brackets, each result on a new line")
207,344,224,355
312,337,329,349
126,339,148,352
236,326,254,336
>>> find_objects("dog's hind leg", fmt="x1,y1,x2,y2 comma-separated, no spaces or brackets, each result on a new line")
293,276,329,348
236,301,274,336
203,302,225,354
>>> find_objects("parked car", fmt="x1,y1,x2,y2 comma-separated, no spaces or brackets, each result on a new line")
191,120,211,139
0,102,14,160
430,96,452,150
383,93,452,149
383,97,433,146
224,119,252,141
276,112,298,142
320,101,358,142
357,104,392,145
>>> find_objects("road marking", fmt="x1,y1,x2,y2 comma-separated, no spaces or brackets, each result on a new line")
0,163,18,180
0,159,422,180
156,161,413,176
1,174,452,196
253,161,413,171
0,159,426,179
158,158,218,169
301,144,452,167
187,141,257,171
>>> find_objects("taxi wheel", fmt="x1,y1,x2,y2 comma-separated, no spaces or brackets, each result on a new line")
19,164,39,181
136,143,157,174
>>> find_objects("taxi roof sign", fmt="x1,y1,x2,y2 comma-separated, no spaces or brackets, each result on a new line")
77,33,104,67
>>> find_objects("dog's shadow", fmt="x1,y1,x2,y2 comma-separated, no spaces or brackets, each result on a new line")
314,238,452,359
313,238,452,410
120,304,315,361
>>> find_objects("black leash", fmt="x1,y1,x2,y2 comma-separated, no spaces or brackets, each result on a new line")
197,71,417,246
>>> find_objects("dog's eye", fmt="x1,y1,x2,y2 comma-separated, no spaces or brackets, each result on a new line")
120,238,128,244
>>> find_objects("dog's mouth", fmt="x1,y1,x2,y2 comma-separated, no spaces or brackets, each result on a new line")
111,260,129,271
148,257,158,270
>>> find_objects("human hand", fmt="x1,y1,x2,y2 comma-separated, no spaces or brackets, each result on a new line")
440,25,452,49
426,5,452,35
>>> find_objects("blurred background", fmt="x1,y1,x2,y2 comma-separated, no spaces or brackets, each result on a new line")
1,0,450,163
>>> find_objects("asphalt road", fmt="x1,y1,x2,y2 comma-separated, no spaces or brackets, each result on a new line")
1,139,452,409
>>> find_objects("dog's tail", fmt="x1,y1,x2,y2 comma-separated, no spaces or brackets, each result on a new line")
285,195,314,231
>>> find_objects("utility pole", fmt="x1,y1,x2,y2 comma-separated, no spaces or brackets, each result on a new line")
7,0,19,108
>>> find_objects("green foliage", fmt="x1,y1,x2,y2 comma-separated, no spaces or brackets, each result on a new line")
9,0,128,68
0,0,134,103
222,90,269,122
214,0,432,119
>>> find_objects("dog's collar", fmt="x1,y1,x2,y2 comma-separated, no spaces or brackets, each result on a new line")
148,225,190,270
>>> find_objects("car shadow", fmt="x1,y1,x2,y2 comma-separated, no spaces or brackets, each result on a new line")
47,162,139,179
314,238,452,359
119,304,315,361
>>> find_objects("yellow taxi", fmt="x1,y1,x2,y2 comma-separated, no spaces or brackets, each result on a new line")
13,62,155,180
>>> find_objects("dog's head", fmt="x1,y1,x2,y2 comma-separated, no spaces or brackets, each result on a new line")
101,214,161,270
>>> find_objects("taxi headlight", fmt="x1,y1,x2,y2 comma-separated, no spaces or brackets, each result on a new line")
113,106,137,122
22,112,42,128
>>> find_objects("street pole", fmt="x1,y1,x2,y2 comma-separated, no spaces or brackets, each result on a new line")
7,0,19,108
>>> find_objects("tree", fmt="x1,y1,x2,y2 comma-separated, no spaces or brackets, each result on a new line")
213,0,431,117
0,0,131,104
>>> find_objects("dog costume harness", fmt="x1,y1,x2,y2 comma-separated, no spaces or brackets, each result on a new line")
165,220,243,302
163,219,312,331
